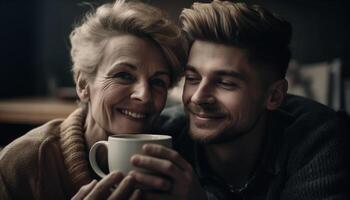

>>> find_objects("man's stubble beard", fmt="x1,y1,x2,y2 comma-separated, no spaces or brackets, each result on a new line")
187,110,265,145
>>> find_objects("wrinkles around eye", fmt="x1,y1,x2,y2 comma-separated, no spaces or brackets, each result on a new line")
112,72,135,82
101,79,116,91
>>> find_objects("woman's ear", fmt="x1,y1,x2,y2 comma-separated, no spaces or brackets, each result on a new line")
76,72,90,102
266,79,288,111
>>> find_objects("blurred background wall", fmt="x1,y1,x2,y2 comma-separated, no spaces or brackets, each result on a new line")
1,0,349,107
1,0,349,95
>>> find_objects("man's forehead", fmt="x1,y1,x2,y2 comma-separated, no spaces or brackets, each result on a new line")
187,40,250,72
189,40,235,55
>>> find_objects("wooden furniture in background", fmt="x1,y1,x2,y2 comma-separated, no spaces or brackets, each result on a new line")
0,98,77,125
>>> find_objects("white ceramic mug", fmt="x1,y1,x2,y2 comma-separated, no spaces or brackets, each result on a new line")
89,134,172,177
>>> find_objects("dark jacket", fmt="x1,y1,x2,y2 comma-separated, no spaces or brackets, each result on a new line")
157,95,350,200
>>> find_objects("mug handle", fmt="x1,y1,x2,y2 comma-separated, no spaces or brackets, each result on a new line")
89,141,108,178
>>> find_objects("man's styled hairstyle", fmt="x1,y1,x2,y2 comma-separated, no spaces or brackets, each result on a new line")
70,0,187,88
180,0,292,84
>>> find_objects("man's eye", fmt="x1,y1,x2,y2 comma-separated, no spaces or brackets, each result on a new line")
217,80,238,89
113,72,135,81
185,75,200,84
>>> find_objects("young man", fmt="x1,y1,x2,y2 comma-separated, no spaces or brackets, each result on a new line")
126,1,349,199
74,1,349,199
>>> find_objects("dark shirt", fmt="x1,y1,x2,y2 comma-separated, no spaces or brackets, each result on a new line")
156,95,349,200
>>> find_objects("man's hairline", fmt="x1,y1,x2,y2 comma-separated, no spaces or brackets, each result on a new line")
187,38,282,90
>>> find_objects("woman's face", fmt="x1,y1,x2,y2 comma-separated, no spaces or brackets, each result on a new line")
87,34,170,135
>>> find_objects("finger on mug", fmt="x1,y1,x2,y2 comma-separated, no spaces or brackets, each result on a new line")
129,170,172,192
86,171,124,199
108,175,136,200
142,144,192,171
142,191,173,200
71,179,97,200
131,154,181,179
129,189,142,200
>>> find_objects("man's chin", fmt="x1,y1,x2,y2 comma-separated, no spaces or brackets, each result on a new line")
189,126,248,145
189,127,223,144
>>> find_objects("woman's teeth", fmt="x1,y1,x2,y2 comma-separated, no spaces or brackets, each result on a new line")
121,109,146,119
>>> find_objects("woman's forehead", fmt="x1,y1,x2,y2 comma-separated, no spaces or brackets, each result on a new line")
99,35,168,73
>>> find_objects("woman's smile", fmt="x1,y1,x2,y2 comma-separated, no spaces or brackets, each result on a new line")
118,108,147,120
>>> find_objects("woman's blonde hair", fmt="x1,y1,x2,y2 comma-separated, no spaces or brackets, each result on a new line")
70,0,187,87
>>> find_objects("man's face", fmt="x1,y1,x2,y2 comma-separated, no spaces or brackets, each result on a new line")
183,40,268,144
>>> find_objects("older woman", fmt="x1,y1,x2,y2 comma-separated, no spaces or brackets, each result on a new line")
0,0,186,199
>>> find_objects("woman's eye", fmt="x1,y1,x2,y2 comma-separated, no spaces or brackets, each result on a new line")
113,72,135,81
151,78,168,88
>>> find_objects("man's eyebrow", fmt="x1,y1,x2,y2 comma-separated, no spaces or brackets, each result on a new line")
185,65,199,73
215,70,245,80
186,65,244,80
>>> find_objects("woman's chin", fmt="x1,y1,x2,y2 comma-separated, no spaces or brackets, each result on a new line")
108,122,149,135
108,129,147,135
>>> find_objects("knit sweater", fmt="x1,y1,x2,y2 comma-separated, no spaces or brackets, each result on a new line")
157,95,350,199
0,108,93,200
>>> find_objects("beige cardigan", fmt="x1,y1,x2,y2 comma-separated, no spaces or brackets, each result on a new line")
0,108,93,199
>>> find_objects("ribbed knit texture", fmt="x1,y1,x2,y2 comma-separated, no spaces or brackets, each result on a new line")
59,108,92,191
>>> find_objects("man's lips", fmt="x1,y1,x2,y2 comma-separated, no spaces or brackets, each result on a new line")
188,109,225,119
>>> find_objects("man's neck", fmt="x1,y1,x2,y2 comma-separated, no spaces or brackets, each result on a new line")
204,114,267,187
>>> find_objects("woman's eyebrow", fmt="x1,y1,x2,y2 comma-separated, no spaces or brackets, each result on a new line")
153,71,170,77
110,62,137,71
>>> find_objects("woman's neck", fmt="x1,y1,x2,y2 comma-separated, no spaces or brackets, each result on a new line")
84,109,109,150
84,108,110,173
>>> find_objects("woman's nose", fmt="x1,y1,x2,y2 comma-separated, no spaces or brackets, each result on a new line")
130,81,152,103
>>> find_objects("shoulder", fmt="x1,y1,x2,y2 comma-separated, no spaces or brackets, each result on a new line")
273,95,350,198
277,95,348,170
279,95,340,138
281,95,349,137
278,94,345,142
0,119,63,175
280,94,336,119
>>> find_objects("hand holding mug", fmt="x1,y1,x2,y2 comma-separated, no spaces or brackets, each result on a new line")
129,144,208,200
75,134,172,200
72,171,141,200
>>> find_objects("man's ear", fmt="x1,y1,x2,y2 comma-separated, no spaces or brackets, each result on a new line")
75,72,90,102
265,79,288,111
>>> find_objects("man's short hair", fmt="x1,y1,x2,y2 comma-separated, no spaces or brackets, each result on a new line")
180,0,292,85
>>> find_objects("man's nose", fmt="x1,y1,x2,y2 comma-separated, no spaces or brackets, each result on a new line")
130,81,152,103
190,80,215,105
